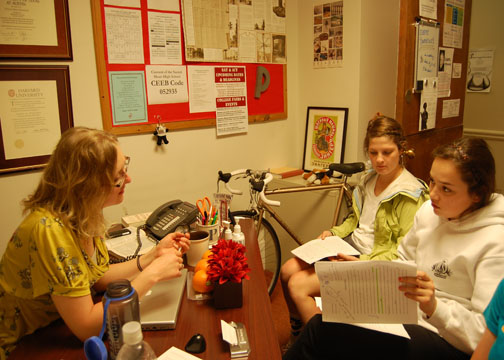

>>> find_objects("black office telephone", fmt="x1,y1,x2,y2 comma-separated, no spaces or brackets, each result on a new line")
145,200,198,241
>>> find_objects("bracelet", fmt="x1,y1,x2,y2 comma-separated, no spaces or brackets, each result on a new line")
136,254,143,272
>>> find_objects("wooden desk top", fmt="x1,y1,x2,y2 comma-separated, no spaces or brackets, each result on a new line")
8,218,281,359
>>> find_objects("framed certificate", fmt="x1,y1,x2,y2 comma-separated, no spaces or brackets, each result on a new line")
0,0,72,60
0,65,74,174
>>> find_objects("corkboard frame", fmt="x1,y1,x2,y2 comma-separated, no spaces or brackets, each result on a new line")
90,0,287,136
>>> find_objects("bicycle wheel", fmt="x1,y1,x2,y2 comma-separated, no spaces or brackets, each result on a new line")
230,210,281,296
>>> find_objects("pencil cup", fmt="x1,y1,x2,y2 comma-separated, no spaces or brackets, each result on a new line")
186,231,210,267
196,221,220,246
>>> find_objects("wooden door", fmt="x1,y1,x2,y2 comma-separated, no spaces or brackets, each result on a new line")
396,0,472,182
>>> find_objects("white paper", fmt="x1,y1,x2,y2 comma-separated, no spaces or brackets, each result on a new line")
443,0,465,48
221,320,238,345
419,77,438,131
467,48,494,93
437,47,454,98
104,0,140,7
0,0,57,46
104,7,144,64
291,236,360,264
419,0,437,19
415,23,439,83
215,66,248,136
442,99,460,118
158,346,202,360
452,63,462,78
0,80,61,160
148,0,179,11
315,296,411,339
188,66,216,113
315,260,418,324
146,65,188,105
105,228,156,258
148,11,182,65
353,323,411,339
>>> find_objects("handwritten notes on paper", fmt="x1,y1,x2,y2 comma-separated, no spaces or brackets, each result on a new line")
291,236,360,264
315,260,418,324
415,22,439,88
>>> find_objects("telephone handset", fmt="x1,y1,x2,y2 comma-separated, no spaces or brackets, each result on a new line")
145,200,198,241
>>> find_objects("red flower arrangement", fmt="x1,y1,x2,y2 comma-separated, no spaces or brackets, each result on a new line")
206,239,251,284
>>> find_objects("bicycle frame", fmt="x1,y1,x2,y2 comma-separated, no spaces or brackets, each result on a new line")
255,178,353,246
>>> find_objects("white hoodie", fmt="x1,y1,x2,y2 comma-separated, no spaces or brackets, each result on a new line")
398,194,504,354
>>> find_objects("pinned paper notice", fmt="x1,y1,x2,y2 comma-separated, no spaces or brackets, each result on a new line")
221,320,238,345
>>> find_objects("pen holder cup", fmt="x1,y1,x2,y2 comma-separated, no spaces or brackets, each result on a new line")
196,221,220,246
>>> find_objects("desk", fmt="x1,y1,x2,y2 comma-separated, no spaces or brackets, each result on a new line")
8,219,281,360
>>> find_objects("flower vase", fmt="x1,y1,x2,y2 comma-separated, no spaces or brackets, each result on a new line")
213,280,243,309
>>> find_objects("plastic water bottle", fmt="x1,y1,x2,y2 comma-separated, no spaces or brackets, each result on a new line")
104,280,140,359
116,321,157,360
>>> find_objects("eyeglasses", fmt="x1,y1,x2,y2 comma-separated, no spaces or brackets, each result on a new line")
114,156,130,188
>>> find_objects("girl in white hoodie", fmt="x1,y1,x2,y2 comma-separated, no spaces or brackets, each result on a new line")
284,137,504,360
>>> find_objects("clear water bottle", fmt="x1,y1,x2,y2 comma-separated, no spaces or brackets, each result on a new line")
104,279,140,359
116,321,157,360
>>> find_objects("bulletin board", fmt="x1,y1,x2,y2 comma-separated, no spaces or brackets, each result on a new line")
90,0,287,135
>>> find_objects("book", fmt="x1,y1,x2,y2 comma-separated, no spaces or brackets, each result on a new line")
291,236,360,264
315,260,418,324
269,166,304,179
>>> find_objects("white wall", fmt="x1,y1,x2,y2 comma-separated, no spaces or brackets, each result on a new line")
0,0,402,255
463,0,504,193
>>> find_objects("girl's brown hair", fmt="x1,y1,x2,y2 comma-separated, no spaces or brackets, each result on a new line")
23,127,119,239
432,137,495,210
364,114,411,161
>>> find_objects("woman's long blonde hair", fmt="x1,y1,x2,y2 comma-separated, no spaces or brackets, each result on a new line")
23,127,119,240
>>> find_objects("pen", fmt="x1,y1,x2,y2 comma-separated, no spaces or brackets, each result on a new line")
211,210,218,225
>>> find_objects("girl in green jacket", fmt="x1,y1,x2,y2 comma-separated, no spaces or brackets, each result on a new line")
280,115,429,350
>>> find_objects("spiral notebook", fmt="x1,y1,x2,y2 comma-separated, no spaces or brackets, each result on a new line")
139,268,187,330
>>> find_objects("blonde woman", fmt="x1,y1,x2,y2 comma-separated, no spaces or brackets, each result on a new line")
0,127,189,358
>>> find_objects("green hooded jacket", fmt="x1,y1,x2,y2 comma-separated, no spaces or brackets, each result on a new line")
329,169,429,260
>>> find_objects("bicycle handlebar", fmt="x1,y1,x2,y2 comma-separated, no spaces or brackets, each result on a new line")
218,169,281,207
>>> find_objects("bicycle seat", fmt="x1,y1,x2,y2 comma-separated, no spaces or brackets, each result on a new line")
329,162,365,175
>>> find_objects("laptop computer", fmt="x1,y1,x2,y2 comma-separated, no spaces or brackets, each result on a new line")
139,268,187,330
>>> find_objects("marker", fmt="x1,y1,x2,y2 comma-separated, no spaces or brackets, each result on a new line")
211,210,219,225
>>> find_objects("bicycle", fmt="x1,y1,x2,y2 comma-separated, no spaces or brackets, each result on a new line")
217,162,365,295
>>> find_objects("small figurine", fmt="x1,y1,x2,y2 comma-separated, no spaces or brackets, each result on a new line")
154,122,169,146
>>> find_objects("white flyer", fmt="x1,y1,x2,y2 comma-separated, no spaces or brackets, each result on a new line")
315,260,418,324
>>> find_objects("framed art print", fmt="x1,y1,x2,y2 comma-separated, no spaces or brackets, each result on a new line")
302,106,348,171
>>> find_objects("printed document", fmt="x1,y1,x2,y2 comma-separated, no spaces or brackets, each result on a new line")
291,236,360,264
105,228,156,258
315,260,418,324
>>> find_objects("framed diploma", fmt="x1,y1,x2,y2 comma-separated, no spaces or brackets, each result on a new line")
0,0,72,60
0,65,74,174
